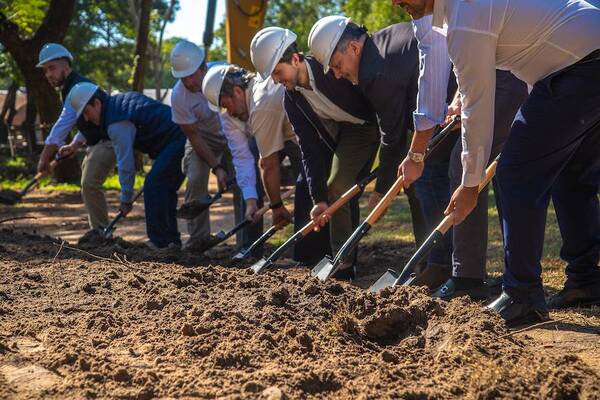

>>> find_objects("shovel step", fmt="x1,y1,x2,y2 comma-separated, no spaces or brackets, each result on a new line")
311,256,336,281
368,269,400,293
250,258,271,274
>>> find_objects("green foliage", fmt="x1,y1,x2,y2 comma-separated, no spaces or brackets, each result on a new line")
344,0,411,31
0,0,47,37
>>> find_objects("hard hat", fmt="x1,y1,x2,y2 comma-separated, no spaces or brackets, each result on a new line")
67,82,99,118
37,43,73,68
307,16,350,73
250,27,298,80
170,40,206,78
202,64,230,112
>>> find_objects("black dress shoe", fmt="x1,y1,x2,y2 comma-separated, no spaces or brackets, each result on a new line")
432,278,490,301
547,284,600,309
409,263,451,290
488,291,549,328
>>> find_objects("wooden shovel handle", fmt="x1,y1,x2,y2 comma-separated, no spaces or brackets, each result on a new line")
438,159,499,234
256,188,295,219
365,175,405,225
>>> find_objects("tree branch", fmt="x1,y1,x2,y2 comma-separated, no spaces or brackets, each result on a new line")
32,0,76,47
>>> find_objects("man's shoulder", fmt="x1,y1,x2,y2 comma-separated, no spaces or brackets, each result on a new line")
251,77,284,111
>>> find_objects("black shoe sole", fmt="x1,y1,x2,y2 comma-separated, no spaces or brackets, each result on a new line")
506,310,550,328
547,299,600,310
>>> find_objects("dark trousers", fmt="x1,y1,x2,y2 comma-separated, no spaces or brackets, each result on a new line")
498,58,600,305
145,135,186,247
280,140,332,264
450,70,527,278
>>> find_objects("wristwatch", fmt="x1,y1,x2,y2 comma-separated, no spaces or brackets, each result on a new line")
269,200,284,210
408,150,425,163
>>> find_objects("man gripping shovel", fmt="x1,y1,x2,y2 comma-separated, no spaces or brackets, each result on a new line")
369,154,500,293
311,117,460,281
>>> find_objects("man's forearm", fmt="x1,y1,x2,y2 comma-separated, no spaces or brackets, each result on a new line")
410,127,436,153
181,125,220,167
260,153,282,204
40,144,58,162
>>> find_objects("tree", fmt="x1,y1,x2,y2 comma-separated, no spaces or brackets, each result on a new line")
343,0,411,31
0,0,76,151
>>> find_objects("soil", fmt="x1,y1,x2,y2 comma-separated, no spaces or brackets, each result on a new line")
1,228,600,399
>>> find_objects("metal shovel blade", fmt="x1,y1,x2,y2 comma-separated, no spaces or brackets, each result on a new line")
231,251,246,261
310,256,336,281
368,269,400,293
250,258,271,274
0,189,22,205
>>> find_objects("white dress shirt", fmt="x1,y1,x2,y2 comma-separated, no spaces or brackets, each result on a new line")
412,15,452,132
432,0,600,186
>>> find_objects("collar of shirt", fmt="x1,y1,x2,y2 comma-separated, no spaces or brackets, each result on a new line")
432,0,448,36
358,36,384,87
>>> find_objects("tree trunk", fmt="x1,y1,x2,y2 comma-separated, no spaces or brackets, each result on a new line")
131,0,152,93
0,0,77,181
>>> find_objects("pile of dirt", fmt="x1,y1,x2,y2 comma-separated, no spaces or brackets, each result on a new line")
1,229,599,399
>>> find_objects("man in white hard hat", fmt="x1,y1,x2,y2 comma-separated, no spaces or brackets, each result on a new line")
308,16,427,251
393,0,600,326
169,40,264,253
250,26,380,279
35,43,116,231
202,64,331,264
68,82,186,249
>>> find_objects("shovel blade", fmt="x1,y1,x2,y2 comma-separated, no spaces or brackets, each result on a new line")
0,189,22,205
368,269,400,293
250,258,271,274
310,256,336,281
231,251,247,261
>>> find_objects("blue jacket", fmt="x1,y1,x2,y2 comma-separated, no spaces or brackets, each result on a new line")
101,92,184,159
284,56,376,203
62,71,109,146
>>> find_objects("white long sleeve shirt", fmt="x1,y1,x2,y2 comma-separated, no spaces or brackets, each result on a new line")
432,0,600,186
412,15,452,132
44,102,85,146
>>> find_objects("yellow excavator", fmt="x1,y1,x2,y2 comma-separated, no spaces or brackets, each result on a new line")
203,0,268,71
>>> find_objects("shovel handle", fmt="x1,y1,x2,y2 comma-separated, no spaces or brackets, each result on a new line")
365,175,405,226
256,188,294,219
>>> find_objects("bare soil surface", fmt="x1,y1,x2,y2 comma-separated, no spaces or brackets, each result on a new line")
1,186,600,399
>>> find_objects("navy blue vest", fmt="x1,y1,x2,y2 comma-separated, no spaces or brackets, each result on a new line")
101,92,184,159
61,71,109,146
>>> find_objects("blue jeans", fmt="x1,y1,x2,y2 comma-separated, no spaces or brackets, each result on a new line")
498,58,600,305
144,135,186,247
414,160,453,266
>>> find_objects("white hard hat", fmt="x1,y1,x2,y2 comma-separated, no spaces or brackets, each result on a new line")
170,40,206,78
308,16,350,73
202,64,230,112
250,27,298,81
37,43,73,68
67,82,99,118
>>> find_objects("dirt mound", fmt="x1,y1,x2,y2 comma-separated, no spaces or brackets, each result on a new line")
1,229,599,399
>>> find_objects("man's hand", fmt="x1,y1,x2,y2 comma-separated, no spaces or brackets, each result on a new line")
214,167,228,192
368,191,384,211
244,198,259,223
310,201,329,231
57,141,82,159
272,205,292,227
37,145,58,175
444,185,479,225
399,156,424,188
119,201,133,217
443,93,462,128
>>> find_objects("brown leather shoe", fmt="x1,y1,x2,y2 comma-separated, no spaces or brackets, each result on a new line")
409,263,452,291
547,284,600,309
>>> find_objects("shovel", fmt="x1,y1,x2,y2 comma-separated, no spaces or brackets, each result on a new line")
202,188,294,252
0,155,69,206
368,154,500,293
311,117,461,282
99,188,144,239
176,178,236,220
251,167,380,274
231,221,287,261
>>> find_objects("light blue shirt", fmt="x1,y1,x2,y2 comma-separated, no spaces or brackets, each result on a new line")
411,15,452,132
107,120,137,203
44,103,85,146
